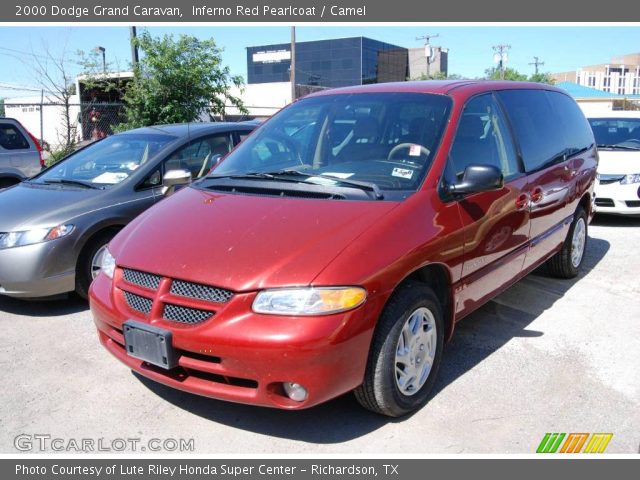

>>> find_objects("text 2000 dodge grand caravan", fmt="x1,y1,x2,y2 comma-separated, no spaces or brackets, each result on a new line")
90,81,597,416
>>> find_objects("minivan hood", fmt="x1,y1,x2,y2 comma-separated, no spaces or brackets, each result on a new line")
111,187,399,291
597,150,640,175
0,182,104,231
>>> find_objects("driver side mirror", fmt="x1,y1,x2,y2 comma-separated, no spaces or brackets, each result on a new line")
162,169,192,196
446,164,504,196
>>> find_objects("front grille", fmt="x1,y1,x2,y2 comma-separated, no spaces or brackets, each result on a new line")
122,268,161,290
124,291,153,315
595,198,615,207
163,304,213,325
625,200,640,208
118,268,232,325
170,279,234,303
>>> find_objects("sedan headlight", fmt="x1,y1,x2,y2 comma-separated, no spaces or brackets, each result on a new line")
0,224,74,250
252,287,367,316
100,247,116,279
621,173,640,185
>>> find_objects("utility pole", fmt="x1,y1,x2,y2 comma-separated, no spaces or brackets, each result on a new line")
492,44,511,80
96,46,106,74
130,27,139,66
529,56,544,75
290,26,296,102
416,33,439,78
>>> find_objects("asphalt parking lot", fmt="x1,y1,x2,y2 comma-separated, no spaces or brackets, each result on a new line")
1,215,638,454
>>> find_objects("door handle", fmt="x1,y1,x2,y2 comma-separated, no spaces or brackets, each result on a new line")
515,193,529,210
531,187,544,203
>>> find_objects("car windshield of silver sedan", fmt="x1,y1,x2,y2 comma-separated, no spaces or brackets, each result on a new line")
33,133,177,188
589,118,640,150
206,92,452,200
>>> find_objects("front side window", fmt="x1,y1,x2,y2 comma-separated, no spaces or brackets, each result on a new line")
210,93,452,199
36,133,176,187
165,133,233,179
447,94,520,182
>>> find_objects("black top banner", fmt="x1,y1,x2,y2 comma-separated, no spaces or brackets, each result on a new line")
3,0,637,22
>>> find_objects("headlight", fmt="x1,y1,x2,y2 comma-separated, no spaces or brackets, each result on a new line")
100,247,116,279
621,173,640,185
0,224,74,250
252,287,366,316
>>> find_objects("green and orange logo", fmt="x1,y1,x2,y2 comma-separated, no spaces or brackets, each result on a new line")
536,433,613,453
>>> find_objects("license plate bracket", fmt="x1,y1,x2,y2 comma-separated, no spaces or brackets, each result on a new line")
123,320,177,370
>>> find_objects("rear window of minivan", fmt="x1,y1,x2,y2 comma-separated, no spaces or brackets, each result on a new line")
497,90,593,172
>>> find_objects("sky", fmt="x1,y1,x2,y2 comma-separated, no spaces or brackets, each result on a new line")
1,25,639,99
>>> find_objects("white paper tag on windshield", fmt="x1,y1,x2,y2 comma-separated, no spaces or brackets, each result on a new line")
392,167,414,179
409,144,422,156
92,172,129,184
308,172,354,185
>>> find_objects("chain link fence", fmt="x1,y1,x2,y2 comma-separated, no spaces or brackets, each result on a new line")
2,101,126,154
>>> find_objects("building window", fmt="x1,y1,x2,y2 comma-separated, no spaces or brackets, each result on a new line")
588,74,596,87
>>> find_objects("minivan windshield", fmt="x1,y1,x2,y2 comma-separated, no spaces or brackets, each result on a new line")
209,92,452,200
35,132,177,188
589,117,640,150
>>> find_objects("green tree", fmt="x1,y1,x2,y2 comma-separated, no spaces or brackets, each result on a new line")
412,72,463,81
485,67,527,81
121,31,246,129
528,72,556,84
0,98,5,117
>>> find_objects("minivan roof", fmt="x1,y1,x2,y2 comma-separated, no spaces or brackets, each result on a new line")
306,80,564,98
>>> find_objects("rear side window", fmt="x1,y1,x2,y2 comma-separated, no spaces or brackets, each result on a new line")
497,90,565,172
546,91,594,156
0,123,30,150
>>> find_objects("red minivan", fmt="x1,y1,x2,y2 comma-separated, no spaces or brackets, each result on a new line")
90,81,597,416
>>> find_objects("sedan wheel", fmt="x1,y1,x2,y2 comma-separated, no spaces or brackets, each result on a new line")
91,244,109,280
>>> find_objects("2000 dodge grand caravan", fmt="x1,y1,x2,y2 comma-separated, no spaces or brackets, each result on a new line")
90,81,597,417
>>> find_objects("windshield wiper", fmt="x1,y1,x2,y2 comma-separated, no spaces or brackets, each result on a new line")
42,178,101,189
207,172,305,183
273,169,384,200
597,144,640,151
208,170,384,199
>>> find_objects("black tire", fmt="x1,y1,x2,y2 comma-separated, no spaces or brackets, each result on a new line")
354,282,444,417
546,207,588,279
75,231,116,299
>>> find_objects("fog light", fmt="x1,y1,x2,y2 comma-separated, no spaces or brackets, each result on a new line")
283,382,308,402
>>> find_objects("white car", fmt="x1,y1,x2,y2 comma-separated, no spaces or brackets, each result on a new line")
588,111,640,216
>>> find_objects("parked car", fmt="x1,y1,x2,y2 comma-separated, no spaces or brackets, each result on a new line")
0,122,256,299
90,81,597,417
0,117,44,188
588,111,640,215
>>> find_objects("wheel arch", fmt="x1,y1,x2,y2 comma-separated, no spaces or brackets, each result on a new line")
395,262,455,343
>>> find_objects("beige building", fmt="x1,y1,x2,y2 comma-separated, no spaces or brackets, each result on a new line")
553,53,640,95
408,46,449,79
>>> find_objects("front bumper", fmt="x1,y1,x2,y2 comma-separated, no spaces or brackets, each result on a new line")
90,271,382,409
594,181,640,216
0,238,76,298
